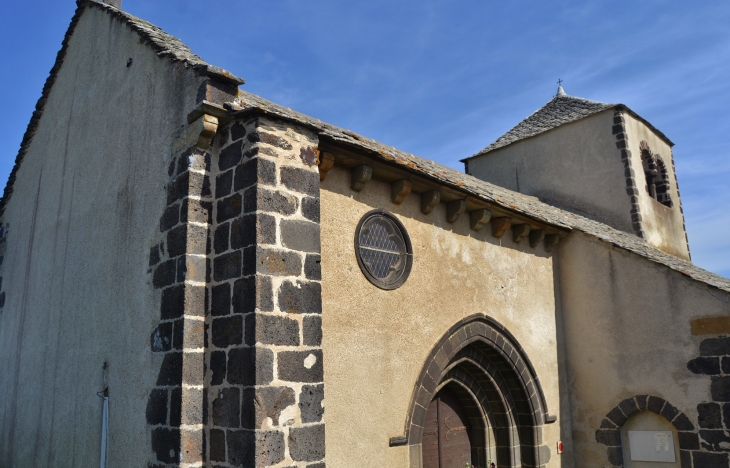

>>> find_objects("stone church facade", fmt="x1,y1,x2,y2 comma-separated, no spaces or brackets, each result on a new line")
1,2,729,468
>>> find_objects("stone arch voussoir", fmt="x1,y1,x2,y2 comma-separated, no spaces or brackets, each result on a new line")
403,313,555,449
595,395,696,467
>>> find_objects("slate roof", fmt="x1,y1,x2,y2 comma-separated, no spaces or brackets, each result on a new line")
86,1,244,84
464,88,674,160
468,91,614,158
5,0,729,295
228,91,730,294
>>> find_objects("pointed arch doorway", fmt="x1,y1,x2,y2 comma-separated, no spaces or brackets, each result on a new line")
401,315,556,468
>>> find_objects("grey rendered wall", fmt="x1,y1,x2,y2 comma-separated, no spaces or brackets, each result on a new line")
0,6,202,467
558,232,730,467
467,110,635,233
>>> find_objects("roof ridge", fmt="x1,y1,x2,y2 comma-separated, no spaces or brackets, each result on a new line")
466,93,616,159
465,90,676,160
554,93,611,105
81,0,244,84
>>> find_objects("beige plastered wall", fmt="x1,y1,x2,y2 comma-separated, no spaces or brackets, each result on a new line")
467,110,634,233
558,232,730,467
623,114,690,259
320,165,570,467
0,7,202,467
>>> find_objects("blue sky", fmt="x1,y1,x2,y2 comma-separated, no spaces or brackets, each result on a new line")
1,1,729,275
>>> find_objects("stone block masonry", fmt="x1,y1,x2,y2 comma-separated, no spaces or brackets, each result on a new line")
596,336,730,468
685,336,730,466
148,146,213,467
612,108,644,239
145,114,324,467
206,116,325,467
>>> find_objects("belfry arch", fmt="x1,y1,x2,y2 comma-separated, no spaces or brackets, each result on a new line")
639,140,673,208
401,314,555,468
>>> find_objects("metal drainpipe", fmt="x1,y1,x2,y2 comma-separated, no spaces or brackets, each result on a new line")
99,362,109,468
100,392,109,468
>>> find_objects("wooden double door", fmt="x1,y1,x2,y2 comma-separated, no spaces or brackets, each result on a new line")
422,388,473,468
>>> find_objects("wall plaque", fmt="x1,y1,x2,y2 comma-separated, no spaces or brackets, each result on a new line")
628,430,676,462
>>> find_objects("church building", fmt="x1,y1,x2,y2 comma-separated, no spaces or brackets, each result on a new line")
2,1,730,467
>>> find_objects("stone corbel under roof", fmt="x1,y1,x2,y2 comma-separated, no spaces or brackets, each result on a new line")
217,95,730,294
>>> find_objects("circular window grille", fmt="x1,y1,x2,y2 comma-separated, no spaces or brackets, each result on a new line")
354,210,413,290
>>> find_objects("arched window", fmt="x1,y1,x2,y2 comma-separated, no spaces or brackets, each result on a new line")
640,141,673,208
595,395,694,466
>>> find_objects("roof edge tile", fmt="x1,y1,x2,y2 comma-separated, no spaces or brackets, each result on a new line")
81,0,244,84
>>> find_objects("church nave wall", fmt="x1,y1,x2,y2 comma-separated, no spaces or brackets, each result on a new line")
320,164,566,467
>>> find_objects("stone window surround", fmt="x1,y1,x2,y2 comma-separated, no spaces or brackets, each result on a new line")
639,140,673,208
594,335,730,467
595,395,697,468
354,208,413,290
613,110,691,258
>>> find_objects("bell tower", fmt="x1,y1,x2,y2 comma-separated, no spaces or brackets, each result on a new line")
463,87,690,260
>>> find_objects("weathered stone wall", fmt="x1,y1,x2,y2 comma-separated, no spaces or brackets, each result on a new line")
204,116,325,467
558,231,730,467
319,165,568,467
146,146,212,466
682,336,730,466
0,5,203,466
